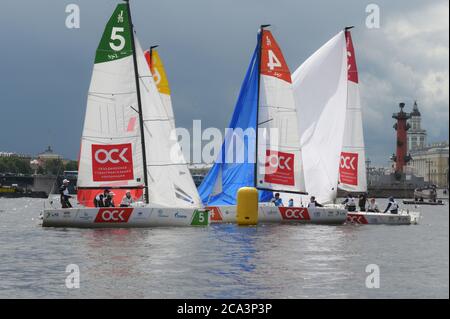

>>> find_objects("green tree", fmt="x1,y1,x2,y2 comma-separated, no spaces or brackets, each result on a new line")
44,159,64,176
64,160,78,171
0,157,32,174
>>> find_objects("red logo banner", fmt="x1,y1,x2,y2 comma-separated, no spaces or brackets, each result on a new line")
92,143,134,182
339,152,358,186
345,31,359,83
94,208,133,223
264,150,295,186
279,207,310,220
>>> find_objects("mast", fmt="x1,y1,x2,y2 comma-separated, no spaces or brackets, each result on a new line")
254,24,270,189
124,0,149,204
149,45,159,66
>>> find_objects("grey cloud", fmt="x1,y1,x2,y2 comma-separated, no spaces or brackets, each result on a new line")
0,0,447,166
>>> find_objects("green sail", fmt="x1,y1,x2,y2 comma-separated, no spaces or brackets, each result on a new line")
94,3,133,64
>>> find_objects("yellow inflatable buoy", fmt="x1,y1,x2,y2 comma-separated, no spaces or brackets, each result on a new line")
236,187,258,226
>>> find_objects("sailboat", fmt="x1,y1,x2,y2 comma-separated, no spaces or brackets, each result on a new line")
294,27,419,225
42,2,208,228
336,28,420,225
199,26,347,224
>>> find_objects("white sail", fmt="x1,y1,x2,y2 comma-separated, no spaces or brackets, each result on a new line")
292,31,348,204
256,30,306,194
338,30,367,193
77,4,145,206
135,39,201,208
77,3,200,208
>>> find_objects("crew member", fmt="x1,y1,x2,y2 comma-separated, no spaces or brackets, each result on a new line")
94,189,110,207
308,196,323,208
358,193,367,212
271,193,284,207
104,192,115,207
342,194,357,212
367,198,380,212
288,198,294,207
120,190,134,207
383,197,399,214
59,179,72,208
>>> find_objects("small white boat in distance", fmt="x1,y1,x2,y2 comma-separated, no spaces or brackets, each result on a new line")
42,2,208,228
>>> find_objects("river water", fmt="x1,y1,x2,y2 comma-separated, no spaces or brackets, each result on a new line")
0,198,448,298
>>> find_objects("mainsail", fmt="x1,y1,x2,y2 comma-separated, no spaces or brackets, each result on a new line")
338,29,367,193
256,29,306,194
291,31,348,204
77,3,200,208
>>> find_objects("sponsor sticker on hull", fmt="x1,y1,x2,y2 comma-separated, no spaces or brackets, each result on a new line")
279,207,310,221
94,208,133,223
191,210,209,226
347,213,368,224
339,152,358,186
206,207,223,221
92,143,134,182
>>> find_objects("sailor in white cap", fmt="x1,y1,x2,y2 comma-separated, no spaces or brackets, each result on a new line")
120,190,134,207
59,179,72,208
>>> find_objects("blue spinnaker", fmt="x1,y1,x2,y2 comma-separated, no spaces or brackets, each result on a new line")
198,40,272,205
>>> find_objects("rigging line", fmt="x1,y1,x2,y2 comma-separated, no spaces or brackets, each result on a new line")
130,106,139,114
143,118,171,122
88,91,136,96
147,163,190,167
258,118,274,126
342,146,364,149
82,135,139,141
259,105,296,111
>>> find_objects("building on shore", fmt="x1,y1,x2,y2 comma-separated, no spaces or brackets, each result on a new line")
403,102,449,188
407,101,427,151
408,143,449,188
37,146,63,161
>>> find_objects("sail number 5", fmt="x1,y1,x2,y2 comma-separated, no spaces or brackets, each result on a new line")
110,27,126,52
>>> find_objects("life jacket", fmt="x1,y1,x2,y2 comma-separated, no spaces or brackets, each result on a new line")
120,195,133,207
388,201,398,211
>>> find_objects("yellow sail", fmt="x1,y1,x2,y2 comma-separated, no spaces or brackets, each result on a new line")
144,47,175,127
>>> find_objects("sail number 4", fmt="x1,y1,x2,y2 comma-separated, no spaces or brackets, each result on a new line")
267,50,282,71
110,27,126,51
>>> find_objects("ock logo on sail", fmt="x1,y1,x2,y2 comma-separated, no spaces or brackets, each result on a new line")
339,152,358,186
264,150,295,186
91,143,134,181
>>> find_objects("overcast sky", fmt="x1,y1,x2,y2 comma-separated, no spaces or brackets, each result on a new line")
0,0,448,166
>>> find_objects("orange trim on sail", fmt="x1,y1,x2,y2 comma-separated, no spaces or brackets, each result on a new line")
144,49,171,95
260,30,292,83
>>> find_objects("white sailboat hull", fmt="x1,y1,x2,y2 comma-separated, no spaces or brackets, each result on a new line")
346,211,420,225
42,206,209,228
325,204,421,225
207,204,347,224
